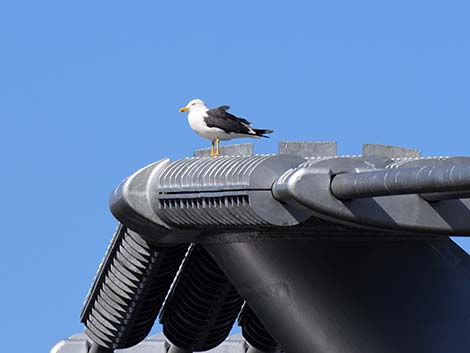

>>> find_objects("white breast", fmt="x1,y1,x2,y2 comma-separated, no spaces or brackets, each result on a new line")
188,108,230,141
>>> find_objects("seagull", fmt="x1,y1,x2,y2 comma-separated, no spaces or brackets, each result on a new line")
179,99,273,156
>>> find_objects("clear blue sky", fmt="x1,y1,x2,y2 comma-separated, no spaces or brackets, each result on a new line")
1,1,470,352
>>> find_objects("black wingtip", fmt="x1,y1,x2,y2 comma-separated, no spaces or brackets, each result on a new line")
253,128,274,137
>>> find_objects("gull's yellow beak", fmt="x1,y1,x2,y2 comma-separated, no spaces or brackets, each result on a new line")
179,106,189,112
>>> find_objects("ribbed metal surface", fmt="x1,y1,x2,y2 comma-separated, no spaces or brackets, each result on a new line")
301,156,342,165
302,156,462,170
152,154,308,228
239,305,279,353
157,194,270,228
161,244,244,351
156,155,275,191
386,156,452,169
81,225,188,349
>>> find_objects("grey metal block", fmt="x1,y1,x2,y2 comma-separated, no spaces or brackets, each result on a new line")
166,335,249,353
194,143,254,157
362,143,421,158
278,141,337,157
51,333,249,353
50,334,90,353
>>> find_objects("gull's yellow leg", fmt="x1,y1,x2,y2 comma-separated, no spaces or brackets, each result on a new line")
210,141,215,157
215,138,220,156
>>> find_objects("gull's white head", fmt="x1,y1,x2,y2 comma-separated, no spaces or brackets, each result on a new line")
179,98,208,112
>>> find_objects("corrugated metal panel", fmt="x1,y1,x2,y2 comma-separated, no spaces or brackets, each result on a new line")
157,155,275,191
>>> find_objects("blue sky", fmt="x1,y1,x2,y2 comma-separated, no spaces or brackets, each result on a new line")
1,1,470,352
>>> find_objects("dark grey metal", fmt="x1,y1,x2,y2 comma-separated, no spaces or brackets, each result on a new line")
88,343,112,353
278,141,337,157
77,141,470,353
246,346,274,353
239,304,279,353
420,190,470,201
109,159,173,236
167,345,192,353
160,244,243,351
272,159,470,235
331,164,470,200
205,235,470,353
111,142,470,236
81,225,188,350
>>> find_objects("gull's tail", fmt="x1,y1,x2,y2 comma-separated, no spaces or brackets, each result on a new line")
252,128,274,138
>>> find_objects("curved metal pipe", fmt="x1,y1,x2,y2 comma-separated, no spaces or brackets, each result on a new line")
330,164,470,200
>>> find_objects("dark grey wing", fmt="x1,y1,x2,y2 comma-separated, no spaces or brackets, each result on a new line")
212,106,252,124
204,106,253,134
214,106,251,124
